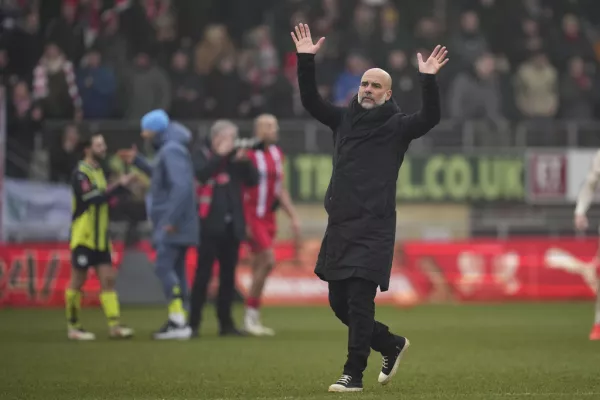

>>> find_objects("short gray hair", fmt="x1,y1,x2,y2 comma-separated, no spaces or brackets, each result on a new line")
210,119,238,139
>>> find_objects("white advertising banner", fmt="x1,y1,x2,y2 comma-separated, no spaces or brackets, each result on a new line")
566,149,600,203
1,178,72,242
526,149,600,204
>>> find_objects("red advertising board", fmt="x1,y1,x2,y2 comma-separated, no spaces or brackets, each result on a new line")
402,238,598,302
0,237,597,307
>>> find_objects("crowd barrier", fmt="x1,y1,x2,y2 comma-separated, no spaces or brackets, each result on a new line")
0,237,597,308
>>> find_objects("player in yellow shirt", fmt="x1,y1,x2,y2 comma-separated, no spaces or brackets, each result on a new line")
66,133,135,340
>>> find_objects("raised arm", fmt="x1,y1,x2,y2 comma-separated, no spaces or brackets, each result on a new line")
292,24,344,130
194,147,225,184
397,45,448,140
72,170,130,206
133,154,153,177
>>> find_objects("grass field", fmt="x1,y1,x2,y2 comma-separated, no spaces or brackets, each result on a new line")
1,303,600,400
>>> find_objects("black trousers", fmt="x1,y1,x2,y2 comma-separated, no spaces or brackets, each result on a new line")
328,278,398,380
189,224,240,332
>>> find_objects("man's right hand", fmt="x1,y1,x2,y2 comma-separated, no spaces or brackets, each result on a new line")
575,214,589,231
214,135,235,156
291,24,325,54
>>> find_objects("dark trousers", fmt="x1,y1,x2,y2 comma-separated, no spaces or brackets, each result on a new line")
328,278,398,380
189,224,240,332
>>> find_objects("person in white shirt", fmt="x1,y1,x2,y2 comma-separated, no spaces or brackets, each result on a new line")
574,149,600,340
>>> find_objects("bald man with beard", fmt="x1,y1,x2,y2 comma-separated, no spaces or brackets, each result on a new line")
292,24,448,393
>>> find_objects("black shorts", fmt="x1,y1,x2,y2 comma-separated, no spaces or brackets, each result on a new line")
71,246,112,269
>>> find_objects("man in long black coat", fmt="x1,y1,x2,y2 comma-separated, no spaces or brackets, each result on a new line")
291,24,449,392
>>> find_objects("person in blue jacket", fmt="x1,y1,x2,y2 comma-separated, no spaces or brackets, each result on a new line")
129,109,199,340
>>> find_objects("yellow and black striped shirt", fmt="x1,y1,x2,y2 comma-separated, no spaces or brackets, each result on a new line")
70,162,114,252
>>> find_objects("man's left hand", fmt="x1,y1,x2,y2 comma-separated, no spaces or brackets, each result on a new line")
417,45,449,74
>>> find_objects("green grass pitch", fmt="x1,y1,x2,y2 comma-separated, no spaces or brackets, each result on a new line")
1,303,599,400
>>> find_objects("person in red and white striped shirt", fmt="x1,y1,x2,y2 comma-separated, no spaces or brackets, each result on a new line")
243,114,300,336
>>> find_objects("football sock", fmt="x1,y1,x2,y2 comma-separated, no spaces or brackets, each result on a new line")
100,291,121,328
168,285,185,326
246,297,260,310
65,289,82,329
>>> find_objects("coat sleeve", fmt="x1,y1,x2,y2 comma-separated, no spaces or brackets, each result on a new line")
297,53,344,130
194,148,224,183
133,154,153,177
234,158,259,187
162,146,194,226
71,170,124,205
397,73,441,140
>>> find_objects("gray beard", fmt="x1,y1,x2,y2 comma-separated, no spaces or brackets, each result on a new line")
358,94,385,109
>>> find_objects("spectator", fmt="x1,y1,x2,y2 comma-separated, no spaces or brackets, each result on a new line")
168,50,203,119
154,7,178,67
108,152,151,247
559,56,599,119
242,25,280,90
510,18,545,66
76,47,117,119
451,10,489,67
194,24,235,76
514,51,559,119
49,124,80,184
205,55,252,118
124,51,171,119
77,0,104,49
376,4,411,65
449,52,507,146
6,81,43,179
94,11,130,76
45,0,85,64
7,11,42,83
494,53,519,120
0,46,18,87
141,0,172,26
387,49,420,115
448,53,503,121
333,52,370,106
341,4,377,60
413,17,443,52
32,42,83,120
553,14,596,69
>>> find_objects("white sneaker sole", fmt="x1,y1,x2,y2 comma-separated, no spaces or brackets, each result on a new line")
378,338,410,385
328,384,363,392
152,326,192,340
68,334,96,341
244,324,275,337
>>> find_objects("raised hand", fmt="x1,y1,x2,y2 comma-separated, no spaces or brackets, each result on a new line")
291,23,325,54
417,45,449,75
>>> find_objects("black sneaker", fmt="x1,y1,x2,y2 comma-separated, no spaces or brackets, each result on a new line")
328,374,363,392
378,336,410,385
152,320,191,340
219,326,247,337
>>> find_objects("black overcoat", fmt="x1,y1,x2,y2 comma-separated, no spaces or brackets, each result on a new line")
297,53,441,291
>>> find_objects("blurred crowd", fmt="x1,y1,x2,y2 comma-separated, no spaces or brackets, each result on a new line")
3,0,600,179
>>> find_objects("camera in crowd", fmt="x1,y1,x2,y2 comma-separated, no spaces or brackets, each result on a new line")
233,137,265,150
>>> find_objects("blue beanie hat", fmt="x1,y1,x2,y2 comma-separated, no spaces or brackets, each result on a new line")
141,109,170,133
